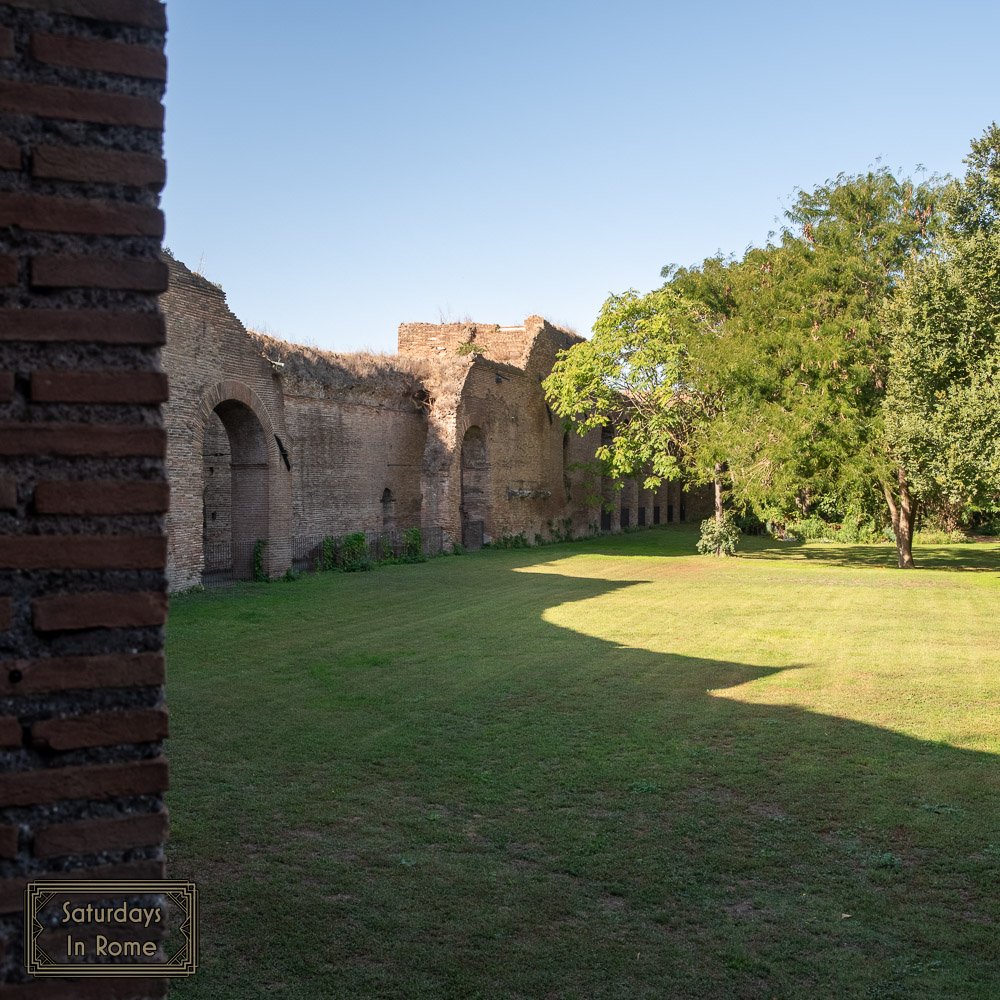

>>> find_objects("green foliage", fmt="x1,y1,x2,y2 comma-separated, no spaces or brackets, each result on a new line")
341,532,373,572
883,124,1000,524
315,533,373,572
696,513,741,556
450,542,466,555
400,527,425,563
543,288,695,488
252,539,268,582
456,340,485,357
317,535,337,572
488,532,529,549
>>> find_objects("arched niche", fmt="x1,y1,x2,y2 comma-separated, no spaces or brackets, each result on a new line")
202,398,270,581
460,425,488,549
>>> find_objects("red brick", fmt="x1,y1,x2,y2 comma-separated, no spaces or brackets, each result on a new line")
0,478,16,510
33,591,167,631
33,708,168,751
36,480,168,515
5,0,167,31
1,977,167,999
0,27,14,59
0,825,17,859
0,370,13,402
0,80,163,129
0,597,10,631
0,652,164,696
0,423,166,457
31,255,169,291
34,809,167,859
0,857,166,915
31,371,168,403
33,144,165,188
0,309,165,344
0,137,20,170
0,715,22,748
32,33,166,80
0,757,168,809
0,255,17,286
0,535,166,570
0,192,163,237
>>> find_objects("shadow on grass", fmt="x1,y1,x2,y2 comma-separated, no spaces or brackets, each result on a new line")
166,547,999,1000
739,533,1000,573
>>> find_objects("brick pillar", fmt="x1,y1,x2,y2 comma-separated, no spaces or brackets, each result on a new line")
0,1,169,996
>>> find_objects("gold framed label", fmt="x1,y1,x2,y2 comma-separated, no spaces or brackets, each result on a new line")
24,880,198,977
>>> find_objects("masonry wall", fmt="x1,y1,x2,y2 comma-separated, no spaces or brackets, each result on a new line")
160,256,292,590
278,364,427,564
0,1,169,996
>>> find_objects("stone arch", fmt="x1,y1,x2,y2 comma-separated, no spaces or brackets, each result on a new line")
381,487,396,532
195,380,284,582
460,425,488,549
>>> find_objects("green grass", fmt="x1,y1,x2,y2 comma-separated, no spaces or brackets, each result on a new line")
165,528,1000,999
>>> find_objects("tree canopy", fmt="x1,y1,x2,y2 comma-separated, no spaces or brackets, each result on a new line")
545,125,1000,567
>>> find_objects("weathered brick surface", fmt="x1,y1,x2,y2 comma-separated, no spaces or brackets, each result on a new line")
0,255,17,285
0,423,165,456
0,858,166,915
0,6,167,976
32,707,168,750
0,715,22,748
31,33,168,80
0,309,166,343
0,758,168,808
0,138,19,171
0,976,167,999
0,825,17,859
31,254,169,291
32,591,167,631
33,144,165,188
31,370,169,403
32,810,168,858
0,193,164,236
0,535,166,570
0,80,163,128
0,652,165,696
5,0,167,30
34,810,167,859
35,480,169,515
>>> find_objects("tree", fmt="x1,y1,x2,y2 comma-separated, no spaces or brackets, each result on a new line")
679,169,945,567
884,125,1000,531
542,287,693,499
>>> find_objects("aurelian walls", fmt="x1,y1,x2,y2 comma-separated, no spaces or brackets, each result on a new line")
160,262,714,589
0,1,170,996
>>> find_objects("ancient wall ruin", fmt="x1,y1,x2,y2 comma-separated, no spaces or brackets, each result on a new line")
159,260,713,591
0,0,169,996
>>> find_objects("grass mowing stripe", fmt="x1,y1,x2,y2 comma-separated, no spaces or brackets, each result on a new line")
166,527,1000,999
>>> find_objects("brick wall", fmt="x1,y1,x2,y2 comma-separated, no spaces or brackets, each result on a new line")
160,256,293,590
0,0,169,996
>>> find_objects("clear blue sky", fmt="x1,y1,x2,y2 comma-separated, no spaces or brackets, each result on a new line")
163,1,999,354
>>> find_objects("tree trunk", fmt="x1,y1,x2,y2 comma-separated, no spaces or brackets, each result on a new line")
882,468,917,569
713,464,724,556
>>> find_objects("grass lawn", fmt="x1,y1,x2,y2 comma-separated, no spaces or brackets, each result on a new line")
165,528,1000,999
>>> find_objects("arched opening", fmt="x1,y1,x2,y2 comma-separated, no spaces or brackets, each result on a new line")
202,399,270,582
381,487,396,532
460,426,488,550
